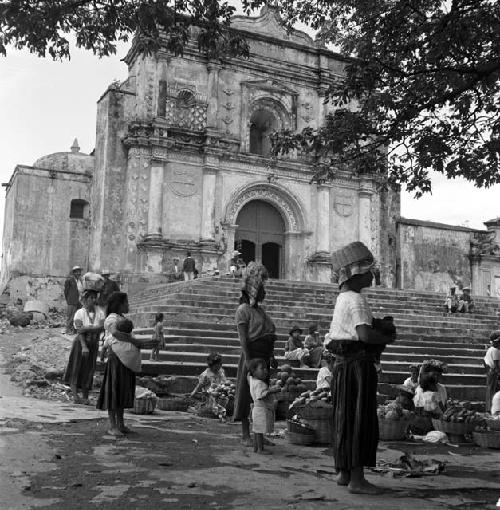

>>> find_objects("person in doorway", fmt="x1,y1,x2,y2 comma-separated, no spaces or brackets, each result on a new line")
229,251,241,278
325,241,395,495
64,266,83,334
233,262,278,447
96,269,120,316
484,332,500,411
457,287,474,313
182,251,196,281
63,289,105,404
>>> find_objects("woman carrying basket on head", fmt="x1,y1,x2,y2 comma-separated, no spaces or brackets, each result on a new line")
233,262,278,447
325,242,396,495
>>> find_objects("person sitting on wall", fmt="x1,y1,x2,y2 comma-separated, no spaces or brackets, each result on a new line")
443,287,459,315
457,287,474,313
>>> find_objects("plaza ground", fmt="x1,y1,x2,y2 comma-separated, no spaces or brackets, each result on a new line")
1,330,500,510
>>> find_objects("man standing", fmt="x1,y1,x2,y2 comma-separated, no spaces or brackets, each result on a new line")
64,266,83,334
96,269,120,315
182,251,196,281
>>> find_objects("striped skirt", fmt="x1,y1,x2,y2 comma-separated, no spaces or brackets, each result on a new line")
331,352,379,470
63,334,99,392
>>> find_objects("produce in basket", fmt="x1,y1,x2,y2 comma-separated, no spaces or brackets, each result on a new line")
440,401,484,424
377,401,413,421
274,364,306,393
290,387,333,408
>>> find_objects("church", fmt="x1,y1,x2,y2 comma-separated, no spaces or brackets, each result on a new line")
2,7,499,302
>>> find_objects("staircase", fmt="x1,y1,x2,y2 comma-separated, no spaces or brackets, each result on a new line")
128,277,500,402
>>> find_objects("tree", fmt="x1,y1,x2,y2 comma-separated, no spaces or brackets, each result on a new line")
244,0,500,195
2,1,500,195
0,0,248,59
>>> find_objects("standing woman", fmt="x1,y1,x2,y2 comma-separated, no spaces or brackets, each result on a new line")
325,242,396,495
64,289,105,404
233,262,278,446
97,292,142,436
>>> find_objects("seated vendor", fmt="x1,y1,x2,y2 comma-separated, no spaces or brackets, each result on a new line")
414,373,444,417
304,324,324,368
284,325,309,367
457,287,474,313
316,351,335,390
190,352,226,397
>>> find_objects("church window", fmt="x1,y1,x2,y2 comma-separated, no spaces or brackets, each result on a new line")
176,89,196,108
70,199,89,219
249,108,279,156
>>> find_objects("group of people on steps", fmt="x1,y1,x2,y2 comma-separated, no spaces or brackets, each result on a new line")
63,240,500,496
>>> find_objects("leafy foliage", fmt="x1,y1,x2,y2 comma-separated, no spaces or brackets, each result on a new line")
2,0,500,193
0,0,248,60
246,0,500,195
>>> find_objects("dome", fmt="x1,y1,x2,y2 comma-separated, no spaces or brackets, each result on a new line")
33,139,94,175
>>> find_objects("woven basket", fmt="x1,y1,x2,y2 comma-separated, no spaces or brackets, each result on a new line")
378,418,409,441
157,397,189,412
286,430,315,446
293,404,333,444
276,398,292,421
473,430,500,449
485,418,500,431
132,397,156,415
287,419,315,435
432,419,475,435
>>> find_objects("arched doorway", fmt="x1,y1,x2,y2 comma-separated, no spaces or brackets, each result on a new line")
235,200,285,278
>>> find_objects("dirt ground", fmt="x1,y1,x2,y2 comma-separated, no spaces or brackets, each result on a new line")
2,330,500,510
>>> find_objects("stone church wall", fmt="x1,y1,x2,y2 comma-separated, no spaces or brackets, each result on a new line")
396,219,475,293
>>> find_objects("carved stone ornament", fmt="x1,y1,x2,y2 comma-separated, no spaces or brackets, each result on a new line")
226,183,303,231
334,190,354,217
167,168,198,197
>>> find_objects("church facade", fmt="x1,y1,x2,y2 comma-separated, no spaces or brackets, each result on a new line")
88,7,399,285
15,7,492,301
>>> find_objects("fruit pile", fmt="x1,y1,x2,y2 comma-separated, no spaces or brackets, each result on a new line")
290,387,333,408
377,401,413,421
440,401,483,423
207,381,236,400
271,364,307,394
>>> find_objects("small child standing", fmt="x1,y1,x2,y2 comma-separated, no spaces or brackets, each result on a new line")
190,353,227,397
247,358,280,455
150,313,165,361
316,351,335,390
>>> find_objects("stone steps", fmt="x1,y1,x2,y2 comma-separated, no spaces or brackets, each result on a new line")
128,278,498,402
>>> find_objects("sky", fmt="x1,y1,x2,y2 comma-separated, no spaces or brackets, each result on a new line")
1,40,499,237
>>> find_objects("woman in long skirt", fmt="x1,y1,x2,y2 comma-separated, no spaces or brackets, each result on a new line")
64,289,104,404
484,332,500,411
233,262,278,446
97,292,142,436
325,242,396,495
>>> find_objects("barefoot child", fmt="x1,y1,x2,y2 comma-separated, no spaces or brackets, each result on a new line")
247,358,280,454
150,313,165,361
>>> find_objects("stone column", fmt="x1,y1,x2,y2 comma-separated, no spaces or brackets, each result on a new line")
200,167,217,241
206,63,221,130
316,184,331,253
145,162,164,239
358,185,372,248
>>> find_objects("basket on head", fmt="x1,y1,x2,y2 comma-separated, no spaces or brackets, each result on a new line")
330,242,373,272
